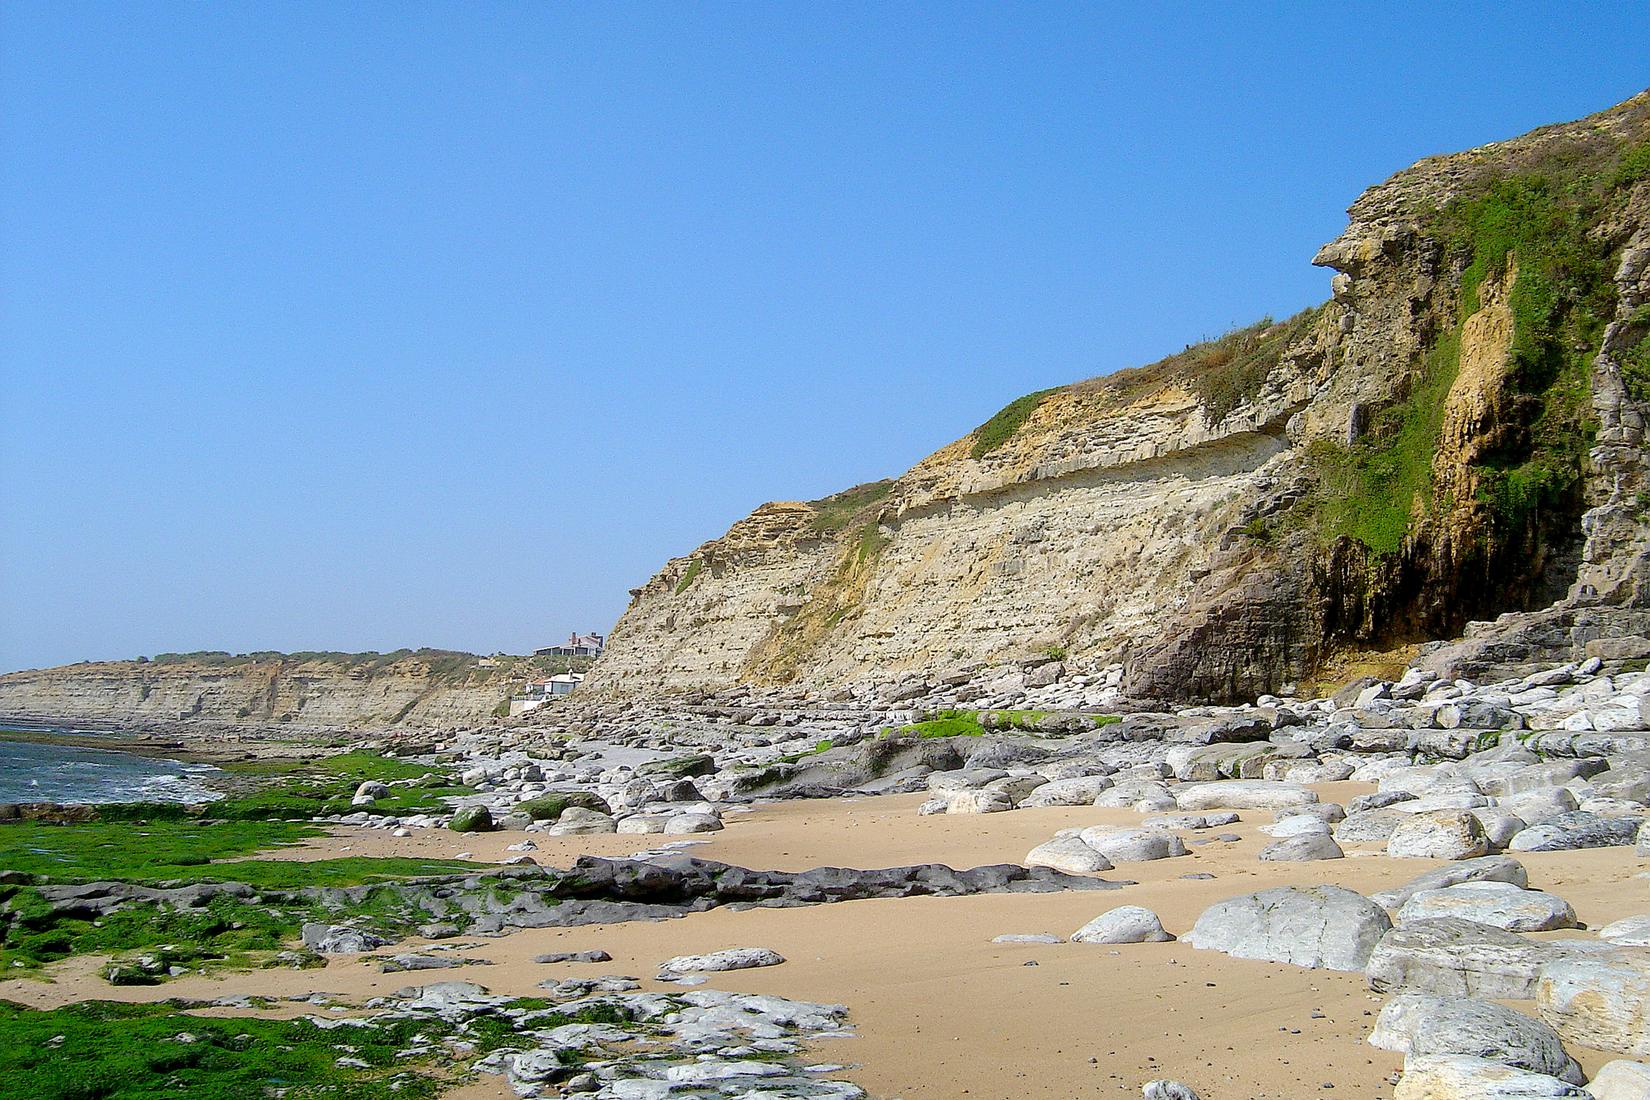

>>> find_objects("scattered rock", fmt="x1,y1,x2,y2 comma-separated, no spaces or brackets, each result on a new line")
1586,1060,1650,1100
1394,1055,1588,1099
1186,885,1391,971
1142,1082,1201,1100
1509,812,1641,852
1258,832,1344,861
448,806,494,833
1072,906,1173,944
1396,882,1578,932
1026,835,1114,874
1369,993,1584,1082
1373,856,1530,910
658,947,786,979
1388,811,1491,860
512,791,613,821
1537,956,1650,1057
301,923,389,955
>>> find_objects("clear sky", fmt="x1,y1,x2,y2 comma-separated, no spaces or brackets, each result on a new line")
1,4,1645,673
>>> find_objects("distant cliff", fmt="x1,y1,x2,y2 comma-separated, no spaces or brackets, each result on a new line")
588,91,1650,702
0,650,583,732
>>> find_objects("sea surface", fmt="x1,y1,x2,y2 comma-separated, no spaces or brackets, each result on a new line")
0,735,222,804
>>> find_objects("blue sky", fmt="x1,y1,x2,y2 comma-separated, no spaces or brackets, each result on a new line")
1,4,1645,673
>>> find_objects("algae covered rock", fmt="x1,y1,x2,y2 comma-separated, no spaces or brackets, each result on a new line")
449,805,495,833
512,791,612,821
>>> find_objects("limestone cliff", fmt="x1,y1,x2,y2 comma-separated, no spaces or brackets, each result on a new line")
589,91,1650,703
0,650,570,732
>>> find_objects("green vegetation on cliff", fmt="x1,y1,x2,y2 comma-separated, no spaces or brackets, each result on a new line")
1311,135,1647,556
674,557,705,594
971,388,1056,457
1619,302,1650,404
1180,308,1324,423
1443,169,1618,530
808,479,895,533
1310,329,1462,555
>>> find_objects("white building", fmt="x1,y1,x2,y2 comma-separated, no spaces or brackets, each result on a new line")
508,672,586,716
535,632,606,658
547,672,584,695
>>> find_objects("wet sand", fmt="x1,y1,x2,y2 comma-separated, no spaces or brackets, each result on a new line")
4,784,1644,1099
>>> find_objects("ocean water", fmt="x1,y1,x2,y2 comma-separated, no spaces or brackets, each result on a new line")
0,737,222,804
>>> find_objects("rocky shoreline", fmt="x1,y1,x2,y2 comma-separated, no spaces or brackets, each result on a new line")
6,639,1648,1098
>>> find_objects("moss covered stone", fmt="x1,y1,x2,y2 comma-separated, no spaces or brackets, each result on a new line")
448,806,494,832
511,792,611,821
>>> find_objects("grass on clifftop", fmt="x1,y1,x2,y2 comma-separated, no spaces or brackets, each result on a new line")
808,479,895,534
970,388,1057,458
1179,308,1323,423
136,648,592,688
1096,307,1322,421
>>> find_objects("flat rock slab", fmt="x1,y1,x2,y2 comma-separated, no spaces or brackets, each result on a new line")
992,933,1063,945
1373,856,1529,909
659,947,786,978
1174,780,1317,811
533,950,613,964
1077,826,1188,863
1018,775,1114,807
1369,993,1583,1083
1258,832,1344,861
1367,918,1616,999
1396,882,1578,932
1395,1054,1589,1099
1598,915,1650,947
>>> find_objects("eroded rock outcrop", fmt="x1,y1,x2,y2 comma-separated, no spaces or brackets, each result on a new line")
589,92,1650,704
0,650,557,732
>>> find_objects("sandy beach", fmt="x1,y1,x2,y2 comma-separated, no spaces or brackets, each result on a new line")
6,783,1644,1099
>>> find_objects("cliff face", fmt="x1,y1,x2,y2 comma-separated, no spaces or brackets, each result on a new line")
0,651,557,731
590,92,1650,702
